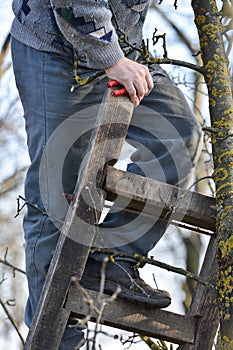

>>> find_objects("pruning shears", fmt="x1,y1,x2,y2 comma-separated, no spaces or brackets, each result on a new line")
106,80,127,96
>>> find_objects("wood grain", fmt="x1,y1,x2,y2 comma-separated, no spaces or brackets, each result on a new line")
24,90,134,349
66,284,197,345
105,166,216,232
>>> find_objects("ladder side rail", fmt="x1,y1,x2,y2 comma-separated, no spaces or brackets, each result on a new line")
24,90,134,350
178,235,219,350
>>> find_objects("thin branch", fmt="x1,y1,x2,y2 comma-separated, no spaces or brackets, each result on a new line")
14,195,64,225
109,1,204,74
0,248,25,275
148,57,204,74
152,28,168,58
0,272,7,285
92,258,108,350
0,258,25,275
151,2,196,54
140,335,166,350
90,248,214,288
186,175,214,192
157,0,178,9
72,269,121,350
0,298,25,346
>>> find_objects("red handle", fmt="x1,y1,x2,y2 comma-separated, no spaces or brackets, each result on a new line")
107,80,127,96
106,80,119,87
111,88,127,96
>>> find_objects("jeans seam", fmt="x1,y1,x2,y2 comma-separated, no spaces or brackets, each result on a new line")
41,50,49,211
32,50,49,301
32,216,48,302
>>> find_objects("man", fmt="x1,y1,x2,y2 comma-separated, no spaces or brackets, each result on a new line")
11,1,202,348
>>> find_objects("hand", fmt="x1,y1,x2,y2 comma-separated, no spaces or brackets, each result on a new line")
104,57,154,107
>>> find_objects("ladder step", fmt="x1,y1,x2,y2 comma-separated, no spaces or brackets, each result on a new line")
66,284,197,345
105,166,215,232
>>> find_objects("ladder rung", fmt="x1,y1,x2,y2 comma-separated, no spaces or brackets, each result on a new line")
66,284,197,345
105,166,215,232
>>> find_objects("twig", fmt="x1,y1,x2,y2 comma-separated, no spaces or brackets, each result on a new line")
157,0,179,10
0,298,25,346
152,29,168,58
141,336,173,350
109,1,203,75
85,186,99,225
0,272,7,285
114,261,150,296
71,282,94,326
91,258,108,350
151,3,195,54
140,335,164,350
120,333,141,349
72,264,121,349
148,58,204,74
186,176,214,192
14,195,64,225
152,272,159,289
202,126,233,141
91,248,214,288
91,259,121,350
0,248,25,275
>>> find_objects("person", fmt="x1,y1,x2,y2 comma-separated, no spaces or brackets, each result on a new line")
11,1,202,348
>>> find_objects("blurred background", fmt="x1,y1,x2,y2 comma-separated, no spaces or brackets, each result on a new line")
0,0,232,349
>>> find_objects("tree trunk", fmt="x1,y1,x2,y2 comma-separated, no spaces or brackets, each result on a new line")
192,0,233,348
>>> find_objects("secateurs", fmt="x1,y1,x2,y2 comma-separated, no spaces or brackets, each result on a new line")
106,80,127,96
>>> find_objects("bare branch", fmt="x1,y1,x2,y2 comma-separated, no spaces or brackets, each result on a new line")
152,28,168,58
0,298,25,346
90,248,214,288
14,195,64,225
0,248,25,275
148,58,204,74
140,335,170,350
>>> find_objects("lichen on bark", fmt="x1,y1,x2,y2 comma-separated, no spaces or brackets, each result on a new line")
192,0,233,348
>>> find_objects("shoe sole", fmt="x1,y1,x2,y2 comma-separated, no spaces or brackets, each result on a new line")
80,276,171,309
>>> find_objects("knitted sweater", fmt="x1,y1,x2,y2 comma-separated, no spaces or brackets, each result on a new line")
11,0,150,69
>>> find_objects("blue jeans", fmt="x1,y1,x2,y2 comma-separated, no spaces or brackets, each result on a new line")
11,37,202,348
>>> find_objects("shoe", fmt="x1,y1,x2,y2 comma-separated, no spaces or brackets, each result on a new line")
80,259,171,308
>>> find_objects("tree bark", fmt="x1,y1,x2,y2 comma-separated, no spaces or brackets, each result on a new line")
192,0,233,348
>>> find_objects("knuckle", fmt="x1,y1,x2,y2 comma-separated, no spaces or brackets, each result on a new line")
138,67,146,76
129,89,137,96
142,65,149,73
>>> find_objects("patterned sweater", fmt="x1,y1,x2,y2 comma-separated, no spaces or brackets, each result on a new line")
11,0,150,69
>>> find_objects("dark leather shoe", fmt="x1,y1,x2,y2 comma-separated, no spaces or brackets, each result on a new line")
80,259,171,308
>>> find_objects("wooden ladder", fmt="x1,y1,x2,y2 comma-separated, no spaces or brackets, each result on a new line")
24,89,219,350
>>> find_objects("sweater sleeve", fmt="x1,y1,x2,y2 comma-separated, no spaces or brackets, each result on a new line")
50,0,124,69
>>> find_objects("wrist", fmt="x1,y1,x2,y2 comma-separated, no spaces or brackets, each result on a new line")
104,57,127,74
